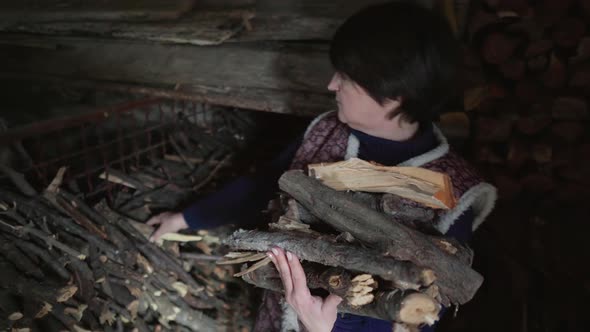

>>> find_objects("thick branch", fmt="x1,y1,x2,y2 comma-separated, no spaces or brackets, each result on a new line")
225,230,435,290
242,264,440,325
278,170,483,305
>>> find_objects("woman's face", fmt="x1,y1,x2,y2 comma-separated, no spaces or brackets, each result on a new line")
327,72,399,133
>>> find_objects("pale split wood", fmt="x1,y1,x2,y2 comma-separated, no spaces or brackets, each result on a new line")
307,158,456,210
217,252,268,265
98,172,137,189
398,292,440,325
233,256,272,277
128,218,202,242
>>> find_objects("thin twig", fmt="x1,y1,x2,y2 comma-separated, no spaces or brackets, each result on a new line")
193,153,233,191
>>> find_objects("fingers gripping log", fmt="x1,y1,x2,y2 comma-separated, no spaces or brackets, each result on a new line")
278,170,483,305
224,230,435,290
241,264,440,326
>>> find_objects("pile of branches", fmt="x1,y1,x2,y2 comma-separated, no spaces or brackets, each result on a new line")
222,169,484,330
0,109,259,332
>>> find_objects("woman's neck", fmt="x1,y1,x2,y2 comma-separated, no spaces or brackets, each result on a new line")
364,116,420,142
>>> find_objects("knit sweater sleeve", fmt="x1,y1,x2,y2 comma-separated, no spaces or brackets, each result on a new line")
182,135,302,230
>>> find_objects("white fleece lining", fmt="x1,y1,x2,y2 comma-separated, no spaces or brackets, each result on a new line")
280,299,300,332
342,123,496,232
344,134,360,160
436,182,497,233
397,124,450,167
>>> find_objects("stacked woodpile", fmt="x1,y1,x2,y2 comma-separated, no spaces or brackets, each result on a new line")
461,0,590,203
441,1,590,331
220,159,483,330
0,104,263,332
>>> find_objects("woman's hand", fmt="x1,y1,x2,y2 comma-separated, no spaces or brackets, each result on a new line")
146,212,188,242
268,247,342,332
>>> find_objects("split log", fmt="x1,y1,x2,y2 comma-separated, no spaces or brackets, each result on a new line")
308,158,456,209
541,54,566,89
552,97,588,120
99,169,151,190
507,140,529,170
475,116,513,142
438,112,471,141
242,264,440,326
532,144,552,164
515,79,542,104
551,17,586,48
551,122,585,142
278,171,483,305
499,58,525,80
0,9,252,46
481,32,521,64
225,230,436,290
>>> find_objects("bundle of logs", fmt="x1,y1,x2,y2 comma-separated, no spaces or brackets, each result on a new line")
220,159,484,330
0,108,258,332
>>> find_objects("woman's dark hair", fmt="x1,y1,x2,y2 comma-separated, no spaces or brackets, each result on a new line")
329,1,460,123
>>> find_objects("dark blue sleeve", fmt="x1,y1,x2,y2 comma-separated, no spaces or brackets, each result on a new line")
444,208,474,244
182,135,303,230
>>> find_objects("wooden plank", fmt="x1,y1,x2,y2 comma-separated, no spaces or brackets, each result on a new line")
0,35,333,93
231,15,343,42
0,10,255,46
0,0,196,23
255,0,434,17
0,73,333,117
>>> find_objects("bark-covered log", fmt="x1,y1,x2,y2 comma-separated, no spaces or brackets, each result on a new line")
225,230,436,290
244,262,377,305
278,171,483,305
242,264,440,326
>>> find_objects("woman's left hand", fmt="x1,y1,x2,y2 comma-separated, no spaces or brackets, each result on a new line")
268,247,342,332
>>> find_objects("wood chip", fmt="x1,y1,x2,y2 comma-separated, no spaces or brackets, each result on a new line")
35,302,53,318
218,252,268,265
56,285,78,302
234,257,272,277
8,312,23,320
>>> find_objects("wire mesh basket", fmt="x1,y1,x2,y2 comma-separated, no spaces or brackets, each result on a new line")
0,98,236,200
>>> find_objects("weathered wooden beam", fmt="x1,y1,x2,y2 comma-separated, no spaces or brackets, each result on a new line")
0,0,196,23
0,10,253,46
0,35,333,94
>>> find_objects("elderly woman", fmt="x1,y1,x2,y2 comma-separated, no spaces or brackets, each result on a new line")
148,2,496,331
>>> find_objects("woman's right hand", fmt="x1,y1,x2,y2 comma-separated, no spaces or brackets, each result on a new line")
146,212,189,242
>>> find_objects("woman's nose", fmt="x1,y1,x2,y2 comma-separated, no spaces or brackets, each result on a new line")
327,73,340,91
